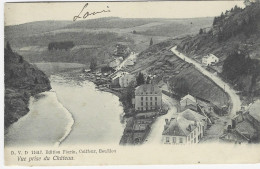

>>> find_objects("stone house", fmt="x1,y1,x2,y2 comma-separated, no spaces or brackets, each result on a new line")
180,94,197,112
220,110,260,143
111,71,128,87
132,84,162,111
162,109,207,144
119,73,136,88
109,57,123,68
202,54,219,66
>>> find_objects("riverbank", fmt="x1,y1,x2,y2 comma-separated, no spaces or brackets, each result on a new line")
57,69,168,145
5,91,73,147
50,74,125,145
5,72,126,147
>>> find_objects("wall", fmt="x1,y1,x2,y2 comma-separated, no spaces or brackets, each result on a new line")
135,94,162,111
180,98,197,111
163,135,187,144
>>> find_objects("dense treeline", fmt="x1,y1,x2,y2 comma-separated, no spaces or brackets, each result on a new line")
214,3,260,41
48,41,75,51
5,43,51,128
222,49,260,93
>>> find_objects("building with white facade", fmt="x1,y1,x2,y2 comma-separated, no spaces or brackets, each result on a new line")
109,57,123,68
133,84,162,111
202,54,219,66
180,94,197,112
162,109,207,144
111,71,128,87
119,73,136,88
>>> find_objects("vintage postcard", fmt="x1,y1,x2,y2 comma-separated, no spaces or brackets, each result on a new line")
3,0,260,166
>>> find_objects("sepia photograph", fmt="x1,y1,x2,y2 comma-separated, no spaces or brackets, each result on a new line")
2,0,260,167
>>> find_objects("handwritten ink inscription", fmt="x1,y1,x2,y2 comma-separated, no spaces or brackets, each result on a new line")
73,3,111,21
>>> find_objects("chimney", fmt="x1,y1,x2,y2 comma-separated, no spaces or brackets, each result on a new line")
227,125,232,132
231,119,236,129
187,124,191,132
165,119,169,125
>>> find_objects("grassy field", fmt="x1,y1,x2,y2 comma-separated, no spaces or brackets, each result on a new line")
5,17,213,66
33,62,87,76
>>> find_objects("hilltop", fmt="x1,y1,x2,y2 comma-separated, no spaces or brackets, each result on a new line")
4,17,212,66
177,3,260,102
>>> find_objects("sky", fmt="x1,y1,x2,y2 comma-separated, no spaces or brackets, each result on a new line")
4,1,245,26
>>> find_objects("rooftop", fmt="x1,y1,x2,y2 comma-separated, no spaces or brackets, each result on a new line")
249,100,260,122
203,54,218,59
135,84,161,95
236,119,257,139
180,94,196,103
163,109,206,136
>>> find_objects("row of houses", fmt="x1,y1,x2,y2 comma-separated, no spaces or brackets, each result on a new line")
162,94,212,145
111,71,136,88
109,52,137,70
220,109,260,144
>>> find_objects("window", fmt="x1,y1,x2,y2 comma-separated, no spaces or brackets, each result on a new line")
155,102,157,106
166,137,169,143
150,102,152,106
155,97,157,101
188,136,190,141
172,137,176,143
194,130,196,136
141,102,143,106
150,97,152,100
146,92,148,95
146,97,148,101
191,133,193,138
141,97,143,101
179,138,183,143
146,102,148,106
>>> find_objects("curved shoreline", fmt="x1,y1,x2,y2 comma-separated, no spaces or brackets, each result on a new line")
53,90,75,147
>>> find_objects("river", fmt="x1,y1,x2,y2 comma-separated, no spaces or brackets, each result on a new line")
4,75,125,147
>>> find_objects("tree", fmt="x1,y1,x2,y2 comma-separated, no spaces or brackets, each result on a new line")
168,77,189,96
133,30,137,34
89,57,97,71
213,17,217,25
136,72,145,86
119,81,135,112
6,41,12,51
199,28,204,35
146,76,151,84
150,38,153,46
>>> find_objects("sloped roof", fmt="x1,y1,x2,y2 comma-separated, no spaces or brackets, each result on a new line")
112,71,129,80
162,117,190,136
135,84,161,95
236,120,257,138
249,100,260,122
180,109,207,122
163,109,207,137
180,94,196,103
203,54,218,59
